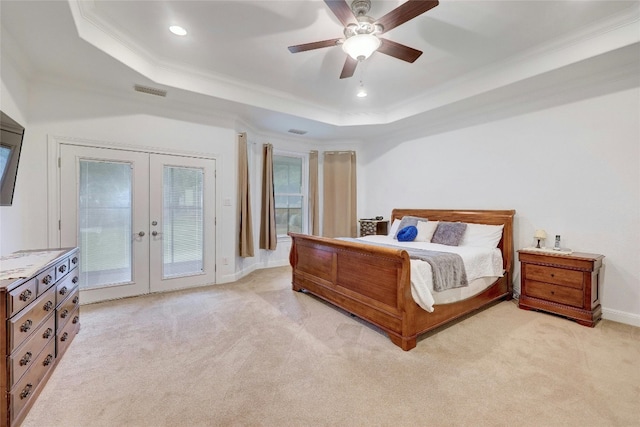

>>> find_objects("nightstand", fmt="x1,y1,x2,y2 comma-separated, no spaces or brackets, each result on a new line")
518,249,604,327
358,219,389,236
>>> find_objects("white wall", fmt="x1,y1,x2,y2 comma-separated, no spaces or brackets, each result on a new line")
3,79,244,282
359,87,640,325
0,43,30,255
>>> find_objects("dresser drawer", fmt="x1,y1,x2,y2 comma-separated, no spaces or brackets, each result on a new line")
525,264,583,289
9,314,55,388
8,278,38,317
56,271,79,306
8,286,56,353
55,258,70,281
57,306,80,358
9,339,56,425
36,266,56,296
57,287,80,333
525,280,584,308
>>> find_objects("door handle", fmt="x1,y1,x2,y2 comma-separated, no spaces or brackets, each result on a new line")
138,231,145,237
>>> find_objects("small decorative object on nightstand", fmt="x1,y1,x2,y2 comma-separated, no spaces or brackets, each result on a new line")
518,249,604,327
534,229,547,248
359,218,389,236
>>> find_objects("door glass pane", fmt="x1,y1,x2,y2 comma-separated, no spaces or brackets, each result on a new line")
79,160,132,288
163,166,204,278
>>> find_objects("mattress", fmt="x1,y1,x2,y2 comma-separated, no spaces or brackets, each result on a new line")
357,235,504,312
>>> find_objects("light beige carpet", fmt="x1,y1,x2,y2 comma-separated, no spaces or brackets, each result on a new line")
22,266,639,427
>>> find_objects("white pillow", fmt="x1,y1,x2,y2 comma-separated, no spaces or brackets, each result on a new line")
460,223,504,248
415,221,439,242
388,219,401,237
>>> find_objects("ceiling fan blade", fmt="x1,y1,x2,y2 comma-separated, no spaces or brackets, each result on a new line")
288,38,342,53
340,56,358,79
378,38,423,63
376,0,439,34
324,0,356,27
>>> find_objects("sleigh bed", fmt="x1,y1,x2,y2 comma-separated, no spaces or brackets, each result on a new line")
289,209,516,350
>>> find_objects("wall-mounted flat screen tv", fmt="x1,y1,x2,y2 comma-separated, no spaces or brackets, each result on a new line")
0,111,25,206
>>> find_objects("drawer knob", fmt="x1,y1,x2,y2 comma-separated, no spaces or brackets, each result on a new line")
72,276,79,284
43,300,54,311
59,264,67,273
20,351,32,366
43,354,54,366
72,315,80,324
59,286,68,296
550,273,555,278
20,383,33,400
19,289,33,302
60,332,69,342
43,328,53,339
72,256,78,265
60,309,69,319
42,274,52,285
73,296,80,304
20,319,33,333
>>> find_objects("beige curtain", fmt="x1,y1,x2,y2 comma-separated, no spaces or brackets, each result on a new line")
238,133,254,257
259,143,277,250
323,151,357,238
309,150,319,236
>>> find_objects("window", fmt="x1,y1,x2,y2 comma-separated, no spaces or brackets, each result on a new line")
273,153,307,237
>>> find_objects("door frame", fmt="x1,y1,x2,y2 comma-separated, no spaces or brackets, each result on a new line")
47,135,220,289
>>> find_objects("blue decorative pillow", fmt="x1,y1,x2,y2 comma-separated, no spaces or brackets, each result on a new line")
397,225,418,242
394,216,428,239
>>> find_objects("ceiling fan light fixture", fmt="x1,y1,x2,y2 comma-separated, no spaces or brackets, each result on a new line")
342,33,381,61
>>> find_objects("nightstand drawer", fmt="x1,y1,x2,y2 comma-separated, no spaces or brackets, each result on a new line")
525,280,583,307
525,264,583,289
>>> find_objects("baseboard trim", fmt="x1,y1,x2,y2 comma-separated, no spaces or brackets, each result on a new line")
602,308,640,327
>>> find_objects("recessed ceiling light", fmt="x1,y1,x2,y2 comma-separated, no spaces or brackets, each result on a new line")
169,25,187,36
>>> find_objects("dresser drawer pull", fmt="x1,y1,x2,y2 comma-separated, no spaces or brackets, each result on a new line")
43,354,54,366
550,273,555,278
59,286,68,296
73,296,80,304
58,264,67,274
20,383,33,400
72,276,79,284
43,328,53,339
72,316,80,324
20,319,33,333
60,332,69,342
19,289,33,302
60,309,69,319
72,256,78,265
42,274,53,285
43,300,54,311
20,351,32,366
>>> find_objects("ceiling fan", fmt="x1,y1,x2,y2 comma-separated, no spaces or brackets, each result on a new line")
288,0,439,79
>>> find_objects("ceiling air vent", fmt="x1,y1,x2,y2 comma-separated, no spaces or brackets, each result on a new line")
288,128,308,135
134,84,167,97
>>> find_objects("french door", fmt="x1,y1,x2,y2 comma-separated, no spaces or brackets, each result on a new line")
59,145,216,304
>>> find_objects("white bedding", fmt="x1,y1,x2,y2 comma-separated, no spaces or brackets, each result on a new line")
356,235,504,312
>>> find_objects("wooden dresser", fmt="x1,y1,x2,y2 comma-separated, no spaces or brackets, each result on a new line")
0,248,80,426
518,249,604,327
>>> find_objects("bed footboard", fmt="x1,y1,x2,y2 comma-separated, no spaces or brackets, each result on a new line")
289,233,421,349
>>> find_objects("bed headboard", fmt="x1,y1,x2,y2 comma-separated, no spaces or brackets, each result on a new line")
390,209,516,274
